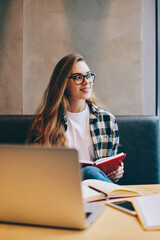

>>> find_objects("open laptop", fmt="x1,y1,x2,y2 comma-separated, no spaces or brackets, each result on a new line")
0,145,105,229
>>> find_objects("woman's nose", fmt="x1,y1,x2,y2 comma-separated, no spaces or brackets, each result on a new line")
82,76,89,85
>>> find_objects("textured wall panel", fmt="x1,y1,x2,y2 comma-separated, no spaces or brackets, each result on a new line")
23,0,142,115
0,0,23,114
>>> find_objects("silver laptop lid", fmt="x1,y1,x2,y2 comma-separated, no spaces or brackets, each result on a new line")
0,145,86,229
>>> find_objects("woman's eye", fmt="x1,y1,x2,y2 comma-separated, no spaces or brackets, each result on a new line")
74,75,81,80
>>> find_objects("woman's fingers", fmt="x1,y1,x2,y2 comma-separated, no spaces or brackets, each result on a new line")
107,162,124,180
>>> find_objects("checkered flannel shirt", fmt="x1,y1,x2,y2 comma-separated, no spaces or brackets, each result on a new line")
64,103,119,161
88,103,119,160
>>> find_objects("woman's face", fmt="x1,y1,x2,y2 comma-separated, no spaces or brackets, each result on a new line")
66,61,93,103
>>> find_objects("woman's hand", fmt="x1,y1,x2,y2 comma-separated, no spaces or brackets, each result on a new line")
107,162,124,181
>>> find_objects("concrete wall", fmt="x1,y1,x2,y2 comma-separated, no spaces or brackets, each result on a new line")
0,0,155,115
0,0,23,114
142,0,156,115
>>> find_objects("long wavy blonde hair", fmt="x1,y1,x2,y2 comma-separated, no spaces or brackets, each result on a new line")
26,53,96,146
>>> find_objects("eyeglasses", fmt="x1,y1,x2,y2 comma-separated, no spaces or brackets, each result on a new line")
69,73,96,85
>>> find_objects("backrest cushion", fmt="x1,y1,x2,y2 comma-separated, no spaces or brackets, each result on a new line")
116,116,160,184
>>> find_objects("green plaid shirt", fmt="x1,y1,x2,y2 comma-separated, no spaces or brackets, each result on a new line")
64,103,119,161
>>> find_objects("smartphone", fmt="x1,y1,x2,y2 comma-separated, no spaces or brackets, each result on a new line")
106,199,136,215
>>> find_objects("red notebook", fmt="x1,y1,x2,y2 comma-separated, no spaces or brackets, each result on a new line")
80,152,126,174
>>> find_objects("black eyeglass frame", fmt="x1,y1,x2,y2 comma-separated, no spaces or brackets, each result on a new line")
68,73,96,85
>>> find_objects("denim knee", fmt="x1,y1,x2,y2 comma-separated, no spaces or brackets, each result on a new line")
81,166,111,183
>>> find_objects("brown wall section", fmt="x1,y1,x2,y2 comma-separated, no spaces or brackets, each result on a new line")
0,0,143,115
0,0,23,114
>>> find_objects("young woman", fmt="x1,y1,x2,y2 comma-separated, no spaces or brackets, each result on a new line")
26,54,124,182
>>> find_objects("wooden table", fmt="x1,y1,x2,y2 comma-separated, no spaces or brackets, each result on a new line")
0,185,160,240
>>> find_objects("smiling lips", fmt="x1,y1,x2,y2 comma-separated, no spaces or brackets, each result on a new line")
80,88,90,93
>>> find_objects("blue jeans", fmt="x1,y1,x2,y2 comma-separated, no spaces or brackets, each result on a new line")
81,166,112,183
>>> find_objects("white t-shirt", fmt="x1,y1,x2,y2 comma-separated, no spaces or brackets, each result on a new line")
65,105,95,162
